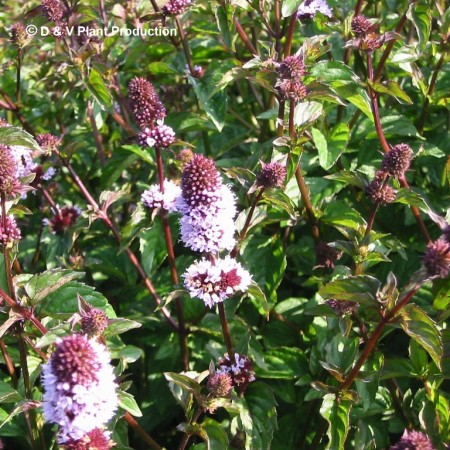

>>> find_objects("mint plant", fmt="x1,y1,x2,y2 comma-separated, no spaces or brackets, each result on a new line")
0,0,448,449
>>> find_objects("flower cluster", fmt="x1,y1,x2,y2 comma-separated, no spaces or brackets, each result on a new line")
183,256,252,308
390,429,434,450
177,154,237,253
128,77,176,150
255,161,286,189
9,23,27,47
141,179,181,213
44,206,81,234
81,308,109,338
297,0,332,20
60,428,114,450
162,0,193,16
42,334,117,444
41,0,65,22
0,215,21,248
423,239,450,279
325,299,359,316
365,171,396,205
275,55,308,102
216,353,255,395
347,15,398,52
207,372,233,398
0,144,22,196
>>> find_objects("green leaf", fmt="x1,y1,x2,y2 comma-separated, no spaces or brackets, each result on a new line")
407,2,431,54
24,269,84,306
202,418,229,450
246,282,270,319
215,4,233,50
242,234,286,304
118,390,142,417
320,393,352,450
256,347,308,379
87,68,113,109
394,188,431,212
313,123,349,171
398,304,442,369
308,61,372,119
104,318,142,336
121,144,154,165
0,126,41,152
369,80,413,105
293,101,324,128
281,0,302,17
0,381,21,403
319,276,381,306
139,221,168,275
322,200,366,230
37,281,109,318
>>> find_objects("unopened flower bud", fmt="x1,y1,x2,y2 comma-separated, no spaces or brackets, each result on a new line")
365,172,396,205
0,216,21,248
256,162,286,189
423,239,450,279
81,309,109,338
381,144,413,177
41,0,65,22
390,429,434,450
207,373,233,398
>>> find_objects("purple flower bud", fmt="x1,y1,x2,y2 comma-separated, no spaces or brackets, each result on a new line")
351,15,376,36
41,0,65,22
128,77,166,127
138,124,175,148
381,144,413,177
162,0,193,16
36,133,61,153
325,299,358,316
256,162,286,189
0,216,21,248
81,308,109,338
423,239,450,279
9,23,27,47
0,144,21,196
276,78,307,101
278,55,306,79
365,171,396,205
207,372,233,398
46,206,81,234
390,429,435,450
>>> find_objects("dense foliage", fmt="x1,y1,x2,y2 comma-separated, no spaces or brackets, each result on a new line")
0,0,448,449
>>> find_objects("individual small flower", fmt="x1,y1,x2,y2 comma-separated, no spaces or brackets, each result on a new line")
207,372,233,398
137,124,175,148
325,299,359,316
42,334,118,442
216,353,255,395
315,242,341,269
9,23,27,47
36,133,61,153
41,0,65,22
351,15,376,36
277,55,306,80
256,162,286,189
297,0,332,20
191,65,205,78
0,216,21,248
381,144,413,177
81,308,109,338
365,171,396,205
59,428,114,450
45,206,81,234
141,179,181,212
128,77,166,127
276,78,307,101
162,0,193,16
390,429,435,450
0,144,21,196
183,256,252,308
423,239,450,279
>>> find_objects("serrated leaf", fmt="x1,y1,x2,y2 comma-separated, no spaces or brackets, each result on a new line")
369,80,413,104
398,304,442,369
24,269,84,306
121,144,154,165
118,390,142,417
394,188,431,212
246,282,269,319
281,0,302,17
324,171,366,189
0,126,41,152
0,381,21,403
36,281,109,317
104,318,141,336
293,101,324,128
87,68,113,109
319,276,381,306
202,418,229,450
320,393,352,450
